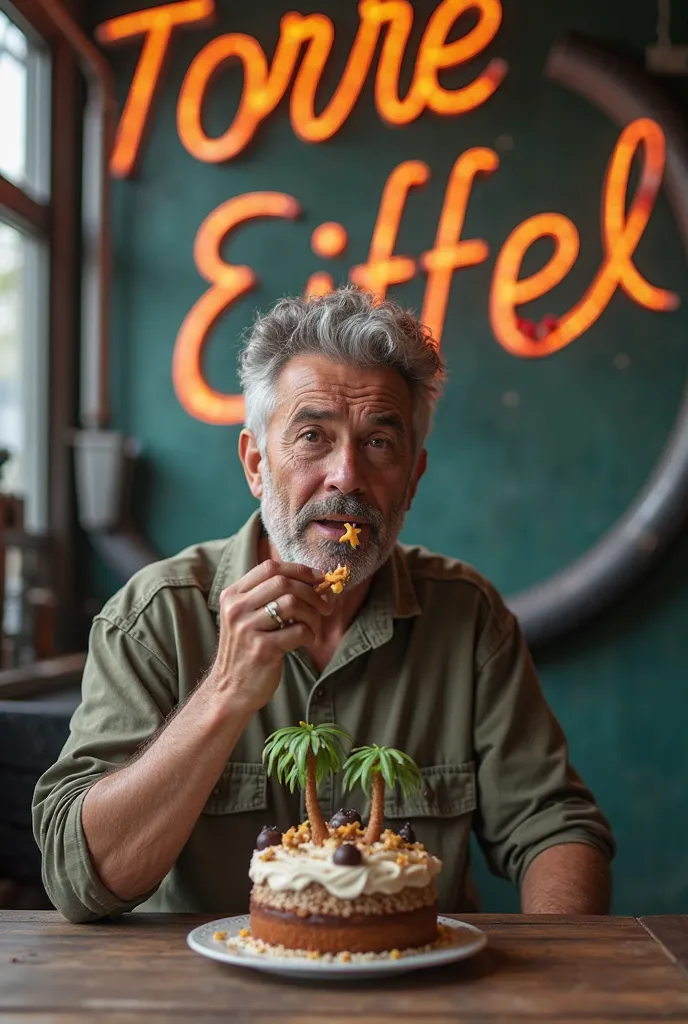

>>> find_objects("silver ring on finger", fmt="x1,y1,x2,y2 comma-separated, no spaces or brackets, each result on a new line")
263,600,286,629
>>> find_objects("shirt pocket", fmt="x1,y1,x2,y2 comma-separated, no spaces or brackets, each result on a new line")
384,762,476,820
202,761,269,816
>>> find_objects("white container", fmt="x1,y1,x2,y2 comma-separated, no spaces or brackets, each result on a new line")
73,428,128,531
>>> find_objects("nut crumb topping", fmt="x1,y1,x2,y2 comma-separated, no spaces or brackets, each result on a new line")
282,825,311,849
382,831,404,851
335,822,363,840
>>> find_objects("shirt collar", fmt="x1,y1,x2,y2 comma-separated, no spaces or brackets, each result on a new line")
355,544,421,650
208,509,422,622
207,510,263,612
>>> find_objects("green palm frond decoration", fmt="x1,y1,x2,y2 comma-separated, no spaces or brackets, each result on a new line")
263,721,352,844
343,744,422,844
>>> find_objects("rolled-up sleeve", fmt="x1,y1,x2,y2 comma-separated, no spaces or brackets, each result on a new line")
472,612,615,887
32,616,176,922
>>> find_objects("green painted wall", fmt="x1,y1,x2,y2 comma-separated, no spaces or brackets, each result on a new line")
90,0,688,914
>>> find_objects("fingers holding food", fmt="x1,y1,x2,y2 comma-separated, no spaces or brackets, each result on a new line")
229,559,322,595
207,562,330,710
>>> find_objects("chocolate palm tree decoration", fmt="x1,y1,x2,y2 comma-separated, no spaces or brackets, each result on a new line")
343,745,423,845
263,721,352,845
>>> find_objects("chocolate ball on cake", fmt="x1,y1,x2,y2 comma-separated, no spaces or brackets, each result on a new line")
398,822,416,845
255,826,282,851
329,808,362,829
332,843,362,866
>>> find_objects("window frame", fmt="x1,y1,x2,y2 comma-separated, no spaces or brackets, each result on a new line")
0,1,52,530
0,0,83,654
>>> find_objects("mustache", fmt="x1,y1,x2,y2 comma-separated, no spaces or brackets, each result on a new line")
295,497,385,538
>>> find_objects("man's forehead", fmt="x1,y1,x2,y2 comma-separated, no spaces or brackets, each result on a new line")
274,354,413,420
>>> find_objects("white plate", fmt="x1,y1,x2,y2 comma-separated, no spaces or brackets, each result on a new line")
187,914,487,980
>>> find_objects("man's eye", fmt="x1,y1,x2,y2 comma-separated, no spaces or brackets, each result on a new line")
368,436,391,449
302,430,322,442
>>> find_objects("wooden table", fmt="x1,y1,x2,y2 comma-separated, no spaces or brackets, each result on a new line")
1,912,687,1023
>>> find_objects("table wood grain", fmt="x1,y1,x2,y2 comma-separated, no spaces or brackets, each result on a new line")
1,912,688,1023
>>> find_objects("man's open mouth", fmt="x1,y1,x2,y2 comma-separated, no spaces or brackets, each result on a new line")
310,518,369,537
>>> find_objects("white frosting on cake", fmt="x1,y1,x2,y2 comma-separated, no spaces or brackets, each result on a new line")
249,841,442,900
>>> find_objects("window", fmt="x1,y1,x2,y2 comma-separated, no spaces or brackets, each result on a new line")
0,2,51,532
0,222,25,494
0,11,28,186
0,221,48,526
0,7,50,200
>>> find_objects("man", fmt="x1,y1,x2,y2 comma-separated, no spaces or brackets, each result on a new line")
33,288,614,923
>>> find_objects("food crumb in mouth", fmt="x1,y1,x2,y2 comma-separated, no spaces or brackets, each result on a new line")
338,522,362,548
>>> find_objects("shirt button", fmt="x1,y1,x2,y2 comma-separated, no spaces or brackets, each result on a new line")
423,786,435,801
213,786,220,796
315,687,325,699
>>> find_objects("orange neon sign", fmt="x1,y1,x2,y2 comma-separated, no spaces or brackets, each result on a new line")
173,192,300,423
95,3,679,428
96,0,215,178
489,117,679,358
171,116,679,424
311,222,347,260
421,147,499,343
97,0,507,175
304,223,348,297
350,161,430,299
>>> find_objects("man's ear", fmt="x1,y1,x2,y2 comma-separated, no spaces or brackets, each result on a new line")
239,429,264,499
405,448,428,509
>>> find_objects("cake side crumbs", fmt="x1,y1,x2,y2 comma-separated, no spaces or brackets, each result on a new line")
216,922,466,962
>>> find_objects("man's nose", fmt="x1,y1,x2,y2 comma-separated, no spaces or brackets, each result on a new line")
323,442,366,495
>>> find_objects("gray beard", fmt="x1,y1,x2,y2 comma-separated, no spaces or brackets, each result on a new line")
259,463,408,587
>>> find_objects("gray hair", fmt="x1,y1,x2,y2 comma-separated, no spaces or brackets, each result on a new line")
239,287,446,453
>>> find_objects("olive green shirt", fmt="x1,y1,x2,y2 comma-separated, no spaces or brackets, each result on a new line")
33,511,614,923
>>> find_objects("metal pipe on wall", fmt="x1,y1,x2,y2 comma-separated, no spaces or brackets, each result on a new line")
506,34,688,646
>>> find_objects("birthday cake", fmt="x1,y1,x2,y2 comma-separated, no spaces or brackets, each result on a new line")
248,813,442,955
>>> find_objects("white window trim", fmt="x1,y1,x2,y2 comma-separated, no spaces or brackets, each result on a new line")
25,40,51,204
20,232,49,532
0,0,52,532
